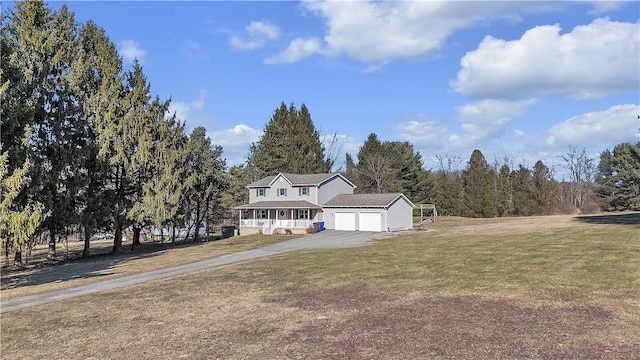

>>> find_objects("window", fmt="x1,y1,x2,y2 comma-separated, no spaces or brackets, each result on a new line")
257,210,267,219
299,187,309,196
256,188,266,197
277,188,287,197
297,209,309,219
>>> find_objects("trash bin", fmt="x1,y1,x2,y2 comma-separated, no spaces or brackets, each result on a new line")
319,222,325,231
312,222,320,232
221,226,236,239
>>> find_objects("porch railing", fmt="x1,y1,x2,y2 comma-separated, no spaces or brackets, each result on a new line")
240,219,312,234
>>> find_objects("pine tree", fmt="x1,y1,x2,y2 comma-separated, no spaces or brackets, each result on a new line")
596,142,640,210
1,133,48,265
512,165,535,216
532,160,555,215
248,102,331,177
462,149,497,218
182,127,228,242
495,164,514,217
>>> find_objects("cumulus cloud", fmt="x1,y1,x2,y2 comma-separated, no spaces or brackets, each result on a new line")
209,124,262,165
264,38,323,64
544,104,640,149
230,21,281,51
394,119,450,148
456,98,538,141
119,40,146,63
168,89,208,121
451,18,640,99
267,0,572,66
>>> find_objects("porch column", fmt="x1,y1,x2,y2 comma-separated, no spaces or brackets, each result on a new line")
238,210,241,228
253,209,256,227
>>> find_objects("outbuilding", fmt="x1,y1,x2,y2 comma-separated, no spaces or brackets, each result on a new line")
322,193,415,232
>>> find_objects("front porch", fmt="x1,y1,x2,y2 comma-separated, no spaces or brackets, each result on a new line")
235,201,322,235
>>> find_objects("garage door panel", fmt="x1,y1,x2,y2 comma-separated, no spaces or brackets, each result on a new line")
359,213,382,232
335,212,356,231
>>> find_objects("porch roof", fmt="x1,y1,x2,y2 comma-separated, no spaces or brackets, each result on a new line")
234,200,321,210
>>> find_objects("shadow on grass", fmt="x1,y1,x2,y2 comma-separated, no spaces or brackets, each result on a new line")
0,235,222,291
574,212,640,225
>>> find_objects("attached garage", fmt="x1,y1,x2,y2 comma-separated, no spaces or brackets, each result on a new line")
359,213,382,232
335,212,356,231
322,193,415,232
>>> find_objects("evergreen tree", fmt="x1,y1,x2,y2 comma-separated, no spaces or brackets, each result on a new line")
182,127,228,242
342,153,357,185
248,102,331,177
1,132,48,265
532,160,555,215
5,2,85,256
512,165,535,216
596,142,640,210
461,149,497,218
496,164,514,217
383,141,435,203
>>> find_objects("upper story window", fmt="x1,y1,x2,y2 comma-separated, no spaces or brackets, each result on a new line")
256,188,266,197
277,188,287,197
299,187,309,196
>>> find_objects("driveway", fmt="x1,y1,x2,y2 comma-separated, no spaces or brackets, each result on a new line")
0,230,395,313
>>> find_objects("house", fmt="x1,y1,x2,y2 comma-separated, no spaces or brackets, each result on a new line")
235,172,415,234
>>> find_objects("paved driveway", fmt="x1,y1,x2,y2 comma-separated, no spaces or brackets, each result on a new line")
1,230,395,313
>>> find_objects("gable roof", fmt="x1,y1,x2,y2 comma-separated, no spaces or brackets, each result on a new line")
323,193,415,208
246,172,356,189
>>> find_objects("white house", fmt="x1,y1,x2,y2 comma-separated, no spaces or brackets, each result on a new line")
235,172,415,234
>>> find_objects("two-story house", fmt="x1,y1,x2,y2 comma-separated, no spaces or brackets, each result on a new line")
235,172,415,234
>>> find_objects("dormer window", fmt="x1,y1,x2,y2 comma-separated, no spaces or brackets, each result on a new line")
256,188,266,197
299,187,309,196
277,188,287,197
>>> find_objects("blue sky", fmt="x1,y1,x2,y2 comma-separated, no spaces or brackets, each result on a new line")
42,1,640,174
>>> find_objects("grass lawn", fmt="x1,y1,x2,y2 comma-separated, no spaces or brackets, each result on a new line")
1,214,639,359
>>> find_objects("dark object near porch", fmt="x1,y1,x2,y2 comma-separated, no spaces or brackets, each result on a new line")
221,226,236,239
312,222,325,232
319,222,325,231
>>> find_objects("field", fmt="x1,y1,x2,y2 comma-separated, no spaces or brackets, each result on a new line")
1,213,639,359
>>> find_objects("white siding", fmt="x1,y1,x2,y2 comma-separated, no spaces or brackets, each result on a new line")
386,197,414,231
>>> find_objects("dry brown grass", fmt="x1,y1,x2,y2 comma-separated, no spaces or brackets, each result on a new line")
1,213,639,359
0,234,296,300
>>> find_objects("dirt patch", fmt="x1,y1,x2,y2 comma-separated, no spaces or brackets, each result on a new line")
272,287,639,360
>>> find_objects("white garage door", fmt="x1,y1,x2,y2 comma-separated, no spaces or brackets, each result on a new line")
335,212,356,231
359,213,382,232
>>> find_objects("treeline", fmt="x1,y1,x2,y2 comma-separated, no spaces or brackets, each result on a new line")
1,2,227,264
340,136,640,218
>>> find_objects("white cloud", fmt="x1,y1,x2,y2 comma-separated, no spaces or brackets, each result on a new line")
544,104,640,149
168,89,208,122
246,21,281,40
230,21,281,51
184,40,207,60
451,18,640,99
119,40,146,63
267,0,572,66
264,38,323,64
456,98,537,141
209,124,262,165
394,119,450,148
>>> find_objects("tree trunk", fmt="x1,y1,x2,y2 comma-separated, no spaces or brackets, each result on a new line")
131,226,141,249
47,228,56,258
112,223,123,254
83,226,92,258
194,203,201,243
14,251,22,266
171,226,176,245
